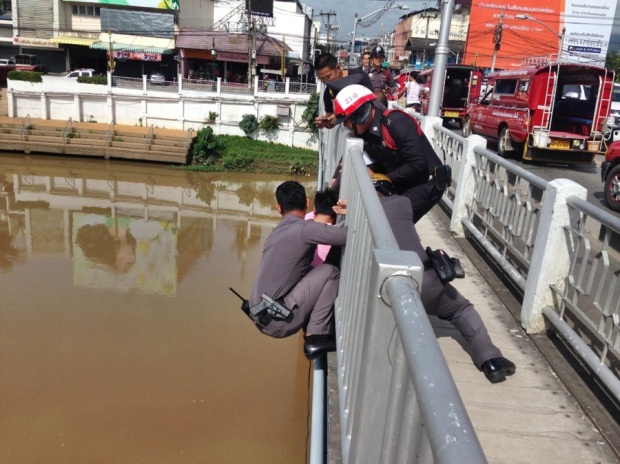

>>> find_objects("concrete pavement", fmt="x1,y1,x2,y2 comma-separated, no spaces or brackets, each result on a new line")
328,206,619,464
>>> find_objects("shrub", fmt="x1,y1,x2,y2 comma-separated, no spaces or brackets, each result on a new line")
301,92,320,134
192,126,223,164
7,71,43,83
239,114,259,137
207,111,218,123
77,75,107,85
259,115,280,133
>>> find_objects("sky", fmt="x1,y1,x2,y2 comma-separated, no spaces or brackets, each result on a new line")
302,0,440,47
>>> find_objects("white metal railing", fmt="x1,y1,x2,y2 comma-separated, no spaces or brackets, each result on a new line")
329,135,487,464
319,105,620,461
428,115,620,399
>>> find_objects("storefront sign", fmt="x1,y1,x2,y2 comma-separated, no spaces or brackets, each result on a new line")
108,50,162,62
13,37,58,48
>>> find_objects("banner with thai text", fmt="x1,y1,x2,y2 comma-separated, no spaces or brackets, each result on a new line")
463,1,618,69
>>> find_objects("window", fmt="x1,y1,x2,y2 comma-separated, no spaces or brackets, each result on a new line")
518,80,530,92
2,0,12,12
494,79,517,95
72,4,100,16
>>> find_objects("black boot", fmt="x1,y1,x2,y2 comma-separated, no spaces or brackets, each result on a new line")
304,334,336,361
451,257,465,278
481,357,516,383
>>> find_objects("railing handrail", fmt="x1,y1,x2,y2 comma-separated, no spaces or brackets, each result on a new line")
63,117,73,144
20,114,31,141
183,128,193,151
331,136,487,464
145,125,154,151
105,121,114,147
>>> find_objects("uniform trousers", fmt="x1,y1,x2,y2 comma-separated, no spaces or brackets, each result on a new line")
401,180,445,223
421,267,502,368
261,263,340,338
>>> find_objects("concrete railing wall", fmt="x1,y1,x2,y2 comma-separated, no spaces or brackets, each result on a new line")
6,73,318,150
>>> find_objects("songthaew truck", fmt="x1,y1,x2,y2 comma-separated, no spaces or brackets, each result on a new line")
462,58,615,163
418,64,484,127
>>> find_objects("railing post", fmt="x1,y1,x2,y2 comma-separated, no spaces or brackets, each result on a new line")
216,77,221,95
521,178,587,333
142,74,147,94
450,134,486,236
253,75,259,97
418,115,442,142
178,72,183,94
285,77,290,95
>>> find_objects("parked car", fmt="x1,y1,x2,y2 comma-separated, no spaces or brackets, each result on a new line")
462,61,615,164
0,58,15,66
65,68,95,78
14,54,42,72
604,83,620,143
149,73,165,84
601,141,620,212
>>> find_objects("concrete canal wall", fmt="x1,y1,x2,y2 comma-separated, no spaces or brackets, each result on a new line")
5,74,318,150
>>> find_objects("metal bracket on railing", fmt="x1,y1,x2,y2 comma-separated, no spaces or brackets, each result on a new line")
379,270,421,307
20,114,31,141
62,117,73,144
145,125,154,151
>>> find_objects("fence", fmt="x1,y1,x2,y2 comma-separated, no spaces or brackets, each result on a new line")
318,105,620,462
429,116,620,402
333,136,487,464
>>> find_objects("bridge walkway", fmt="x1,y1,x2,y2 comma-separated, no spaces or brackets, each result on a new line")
327,207,619,464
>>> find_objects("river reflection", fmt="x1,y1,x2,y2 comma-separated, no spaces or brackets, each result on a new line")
0,154,316,464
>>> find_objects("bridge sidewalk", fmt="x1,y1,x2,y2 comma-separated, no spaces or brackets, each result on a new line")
327,207,619,464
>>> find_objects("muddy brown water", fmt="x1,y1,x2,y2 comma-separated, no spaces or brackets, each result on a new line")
0,153,317,463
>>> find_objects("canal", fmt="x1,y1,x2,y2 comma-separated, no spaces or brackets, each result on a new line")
0,153,315,463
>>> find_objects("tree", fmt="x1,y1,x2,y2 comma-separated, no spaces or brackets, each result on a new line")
606,51,620,81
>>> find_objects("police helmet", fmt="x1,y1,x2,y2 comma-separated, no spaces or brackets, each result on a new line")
370,45,386,58
333,84,376,125
370,173,394,196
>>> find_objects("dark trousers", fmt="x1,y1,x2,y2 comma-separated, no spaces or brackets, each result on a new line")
401,180,445,223
421,268,502,368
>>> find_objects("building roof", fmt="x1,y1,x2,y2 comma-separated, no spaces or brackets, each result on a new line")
176,30,291,57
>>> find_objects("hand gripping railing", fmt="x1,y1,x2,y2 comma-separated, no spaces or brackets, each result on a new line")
334,137,487,464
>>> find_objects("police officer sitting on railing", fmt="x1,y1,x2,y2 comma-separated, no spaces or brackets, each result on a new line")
248,180,348,360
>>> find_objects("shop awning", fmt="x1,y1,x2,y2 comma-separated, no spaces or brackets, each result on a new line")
49,36,100,46
90,42,173,54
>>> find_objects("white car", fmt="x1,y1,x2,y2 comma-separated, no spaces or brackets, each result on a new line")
66,68,95,78
0,58,15,66
149,73,166,84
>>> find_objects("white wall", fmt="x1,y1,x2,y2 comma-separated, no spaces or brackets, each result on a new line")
7,75,319,150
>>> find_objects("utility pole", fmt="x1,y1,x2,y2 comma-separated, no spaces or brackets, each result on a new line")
490,8,503,73
421,11,438,69
280,36,286,79
108,29,115,74
319,11,337,54
247,0,256,87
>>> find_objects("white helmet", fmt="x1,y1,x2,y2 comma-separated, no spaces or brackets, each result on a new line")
333,84,376,125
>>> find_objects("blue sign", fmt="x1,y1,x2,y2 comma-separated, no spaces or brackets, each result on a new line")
568,46,602,54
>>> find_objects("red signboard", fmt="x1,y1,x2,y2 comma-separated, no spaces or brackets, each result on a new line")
464,1,563,69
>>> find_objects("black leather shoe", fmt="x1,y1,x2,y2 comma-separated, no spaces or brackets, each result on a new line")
451,257,465,278
304,334,336,361
481,357,516,384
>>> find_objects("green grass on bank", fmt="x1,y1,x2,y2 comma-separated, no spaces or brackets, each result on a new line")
181,131,318,176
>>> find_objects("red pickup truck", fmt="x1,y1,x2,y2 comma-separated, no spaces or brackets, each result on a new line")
601,141,620,212
463,60,615,164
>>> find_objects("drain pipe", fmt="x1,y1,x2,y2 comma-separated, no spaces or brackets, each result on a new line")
309,354,326,464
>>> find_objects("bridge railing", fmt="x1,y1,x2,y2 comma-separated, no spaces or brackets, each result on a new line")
426,116,620,402
332,136,487,464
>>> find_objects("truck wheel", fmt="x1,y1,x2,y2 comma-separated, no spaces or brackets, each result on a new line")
604,165,620,212
498,127,513,158
462,117,472,137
